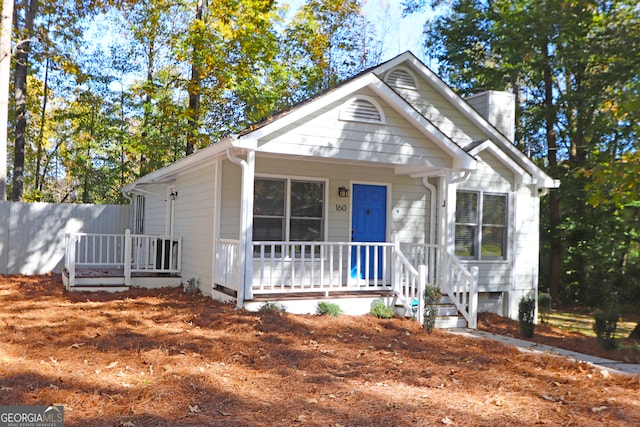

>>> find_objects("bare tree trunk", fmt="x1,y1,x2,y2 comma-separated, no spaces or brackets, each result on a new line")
0,0,14,201
12,0,38,201
543,40,561,301
34,55,49,196
186,0,203,156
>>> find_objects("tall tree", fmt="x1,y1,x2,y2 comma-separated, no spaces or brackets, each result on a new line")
0,0,14,200
404,0,640,303
10,0,114,201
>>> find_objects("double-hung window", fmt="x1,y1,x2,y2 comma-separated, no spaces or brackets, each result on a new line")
253,178,325,253
455,191,507,260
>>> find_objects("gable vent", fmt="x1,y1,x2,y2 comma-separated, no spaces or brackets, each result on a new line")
385,68,418,90
339,97,385,124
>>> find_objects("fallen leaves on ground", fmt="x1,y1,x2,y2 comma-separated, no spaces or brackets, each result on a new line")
0,274,639,426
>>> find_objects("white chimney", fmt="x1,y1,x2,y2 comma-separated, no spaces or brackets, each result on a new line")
466,90,516,143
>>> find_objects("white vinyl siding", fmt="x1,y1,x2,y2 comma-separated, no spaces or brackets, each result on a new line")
259,88,454,170
141,184,168,235
389,76,487,147
170,164,216,293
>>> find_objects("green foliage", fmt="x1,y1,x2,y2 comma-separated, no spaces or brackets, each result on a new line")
423,285,441,334
538,291,552,324
316,301,343,317
518,293,535,339
593,295,619,351
258,302,287,313
407,0,640,312
370,300,394,319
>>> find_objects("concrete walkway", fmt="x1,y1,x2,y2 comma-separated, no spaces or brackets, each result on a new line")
447,329,640,376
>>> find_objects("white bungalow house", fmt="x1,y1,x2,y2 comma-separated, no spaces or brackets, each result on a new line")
63,52,558,328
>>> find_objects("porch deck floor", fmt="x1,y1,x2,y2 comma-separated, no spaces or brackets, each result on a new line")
63,267,180,279
251,289,394,301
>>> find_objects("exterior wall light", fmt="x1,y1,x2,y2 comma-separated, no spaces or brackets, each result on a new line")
338,186,349,198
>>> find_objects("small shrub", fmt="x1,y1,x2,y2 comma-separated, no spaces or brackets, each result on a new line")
317,301,342,317
518,293,536,338
593,295,619,351
370,300,394,319
258,302,287,313
423,285,441,334
538,291,552,323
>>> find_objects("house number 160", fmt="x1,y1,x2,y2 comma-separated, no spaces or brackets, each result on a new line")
336,204,347,212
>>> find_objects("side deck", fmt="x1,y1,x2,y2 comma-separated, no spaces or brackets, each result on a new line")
63,231,183,292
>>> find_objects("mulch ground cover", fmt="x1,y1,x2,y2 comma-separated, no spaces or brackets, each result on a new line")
1,274,639,426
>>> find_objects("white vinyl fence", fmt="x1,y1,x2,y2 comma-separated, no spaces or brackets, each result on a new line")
0,201,131,274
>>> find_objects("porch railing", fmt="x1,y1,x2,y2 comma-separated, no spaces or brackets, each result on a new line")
64,229,182,287
212,239,478,327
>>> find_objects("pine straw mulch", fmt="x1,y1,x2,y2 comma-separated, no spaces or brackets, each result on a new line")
478,312,640,364
0,274,638,427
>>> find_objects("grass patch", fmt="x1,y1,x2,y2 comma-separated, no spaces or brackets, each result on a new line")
546,309,636,339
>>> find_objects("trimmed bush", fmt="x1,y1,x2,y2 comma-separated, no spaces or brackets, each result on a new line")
370,300,394,319
423,286,441,334
258,302,287,313
593,295,619,351
518,293,536,338
316,301,343,317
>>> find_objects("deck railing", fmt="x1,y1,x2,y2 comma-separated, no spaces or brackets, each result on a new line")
212,239,478,327
251,241,395,293
64,229,182,287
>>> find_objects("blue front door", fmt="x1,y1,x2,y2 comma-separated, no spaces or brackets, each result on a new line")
351,184,387,280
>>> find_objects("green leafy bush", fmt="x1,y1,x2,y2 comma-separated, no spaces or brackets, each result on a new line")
258,302,287,313
370,299,394,319
316,301,343,317
593,295,619,351
538,291,552,323
423,286,441,334
518,293,536,338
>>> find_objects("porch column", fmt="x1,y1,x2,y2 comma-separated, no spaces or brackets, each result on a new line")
243,150,255,301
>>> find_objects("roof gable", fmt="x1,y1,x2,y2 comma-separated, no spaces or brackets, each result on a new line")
372,52,558,188
241,72,476,171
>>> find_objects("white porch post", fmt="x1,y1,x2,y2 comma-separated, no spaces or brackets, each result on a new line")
124,229,132,287
66,233,76,288
243,150,255,300
469,266,479,329
418,264,427,325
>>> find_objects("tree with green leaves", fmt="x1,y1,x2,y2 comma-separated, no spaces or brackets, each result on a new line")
404,0,640,305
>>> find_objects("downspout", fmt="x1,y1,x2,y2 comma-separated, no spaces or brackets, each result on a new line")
226,148,255,309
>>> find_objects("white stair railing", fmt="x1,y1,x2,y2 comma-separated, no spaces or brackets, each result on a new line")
443,253,479,329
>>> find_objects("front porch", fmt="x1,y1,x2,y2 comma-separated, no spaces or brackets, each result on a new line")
214,239,479,328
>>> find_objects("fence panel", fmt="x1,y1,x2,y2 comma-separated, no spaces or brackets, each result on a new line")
0,201,131,274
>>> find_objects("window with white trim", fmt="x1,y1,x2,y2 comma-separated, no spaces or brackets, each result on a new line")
455,191,507,259
253,178,325,244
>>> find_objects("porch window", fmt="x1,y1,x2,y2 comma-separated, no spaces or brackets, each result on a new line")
134,194,145,234
253,178,325,248
455,191,507,260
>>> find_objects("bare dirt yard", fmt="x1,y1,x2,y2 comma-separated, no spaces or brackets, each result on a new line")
1,274,639,426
